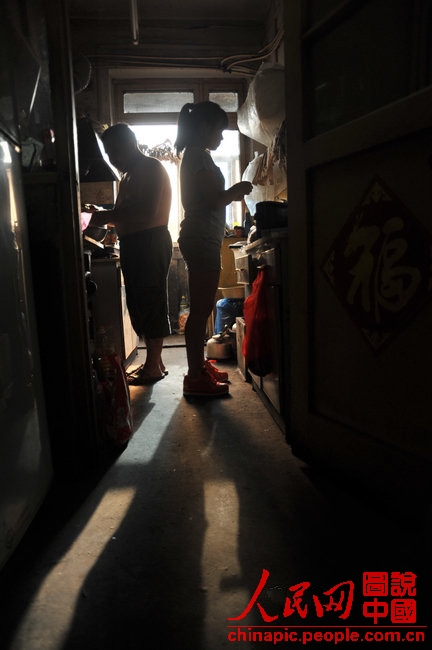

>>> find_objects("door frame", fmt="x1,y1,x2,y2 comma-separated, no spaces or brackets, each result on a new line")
283,0,432,497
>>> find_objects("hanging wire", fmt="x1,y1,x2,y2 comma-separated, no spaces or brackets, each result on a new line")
220,29,284,73
87,28,284,76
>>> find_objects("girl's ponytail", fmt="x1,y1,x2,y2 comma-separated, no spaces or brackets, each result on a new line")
174,103,195,154
174,101,228,154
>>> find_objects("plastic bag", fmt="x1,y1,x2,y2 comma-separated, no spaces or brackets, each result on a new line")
242,153,288,215
101,352,133,447
94,326,133,447
237,63,285,146
242,265,274,376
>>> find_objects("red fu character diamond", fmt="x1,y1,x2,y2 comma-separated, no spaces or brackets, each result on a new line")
363,572,388,596
321,176,432,351
363,598,388,625
391,599,417,624
391,572,417,597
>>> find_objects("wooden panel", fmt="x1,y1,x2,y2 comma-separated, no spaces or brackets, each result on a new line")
283,0,432,498
310,130,432,459
91,258,138,366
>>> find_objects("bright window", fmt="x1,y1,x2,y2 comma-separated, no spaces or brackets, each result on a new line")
117,82,246,241
213,129,242,228
208,91,239,112
124,91,194,113
129,123,242,240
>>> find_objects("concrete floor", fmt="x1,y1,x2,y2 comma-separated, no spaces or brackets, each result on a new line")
0,343,431,649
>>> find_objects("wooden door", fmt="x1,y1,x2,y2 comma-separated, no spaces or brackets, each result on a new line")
283,0,432,499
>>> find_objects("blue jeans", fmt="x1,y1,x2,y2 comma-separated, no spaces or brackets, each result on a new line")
214,298,244,334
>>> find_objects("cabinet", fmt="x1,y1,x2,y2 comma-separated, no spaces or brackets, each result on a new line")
207,237,247,336
16,0,99,472
219,237,246,289
91,258,138,367
284,0,432,498
243,233,289,434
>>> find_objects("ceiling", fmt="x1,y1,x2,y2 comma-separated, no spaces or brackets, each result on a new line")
69,0,273,22
68,0,280,76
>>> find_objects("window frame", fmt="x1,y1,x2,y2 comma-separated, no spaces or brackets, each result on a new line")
112,77,249,166
111,77,250,239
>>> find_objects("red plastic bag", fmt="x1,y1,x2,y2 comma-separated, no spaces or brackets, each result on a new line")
100,352,133,447
242,265,274,376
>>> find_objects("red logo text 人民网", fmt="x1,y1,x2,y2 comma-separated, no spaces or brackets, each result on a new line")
228,569,418,625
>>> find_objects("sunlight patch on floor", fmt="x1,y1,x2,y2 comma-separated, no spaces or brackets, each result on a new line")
125,388,181,464
202,479,252,650
9,486,136,650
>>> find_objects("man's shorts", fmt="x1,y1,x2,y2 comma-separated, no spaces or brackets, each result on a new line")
120,226,172,339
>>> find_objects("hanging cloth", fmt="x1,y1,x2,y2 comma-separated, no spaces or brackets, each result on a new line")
242,265,274,376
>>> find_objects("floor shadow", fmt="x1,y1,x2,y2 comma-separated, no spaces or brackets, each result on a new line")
0,444,124,648
193,394,432,634
0,386,159,648
2,351,430,648
56,400,207,650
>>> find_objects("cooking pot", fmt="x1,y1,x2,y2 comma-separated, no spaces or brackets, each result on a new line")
255,201,288,236
206,328,234,359
83,225,107,242
206,338,233,359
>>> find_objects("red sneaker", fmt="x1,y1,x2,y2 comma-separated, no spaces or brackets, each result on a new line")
205,360,229,383
183,370,229,397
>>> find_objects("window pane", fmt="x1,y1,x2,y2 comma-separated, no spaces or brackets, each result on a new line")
124,91,194,113
304,0,428,137
213,130,242,228
131,124,178,148
209,91,239,112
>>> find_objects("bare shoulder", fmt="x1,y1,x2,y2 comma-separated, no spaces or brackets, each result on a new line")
131,154,170,198
137,153,167,176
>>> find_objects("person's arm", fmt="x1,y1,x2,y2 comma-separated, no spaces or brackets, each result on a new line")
197,169,253,209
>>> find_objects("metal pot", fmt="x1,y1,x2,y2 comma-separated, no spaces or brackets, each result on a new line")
84,225,107,242
206,337,233,359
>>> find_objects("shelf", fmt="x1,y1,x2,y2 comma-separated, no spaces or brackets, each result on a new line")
22,171,58,184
